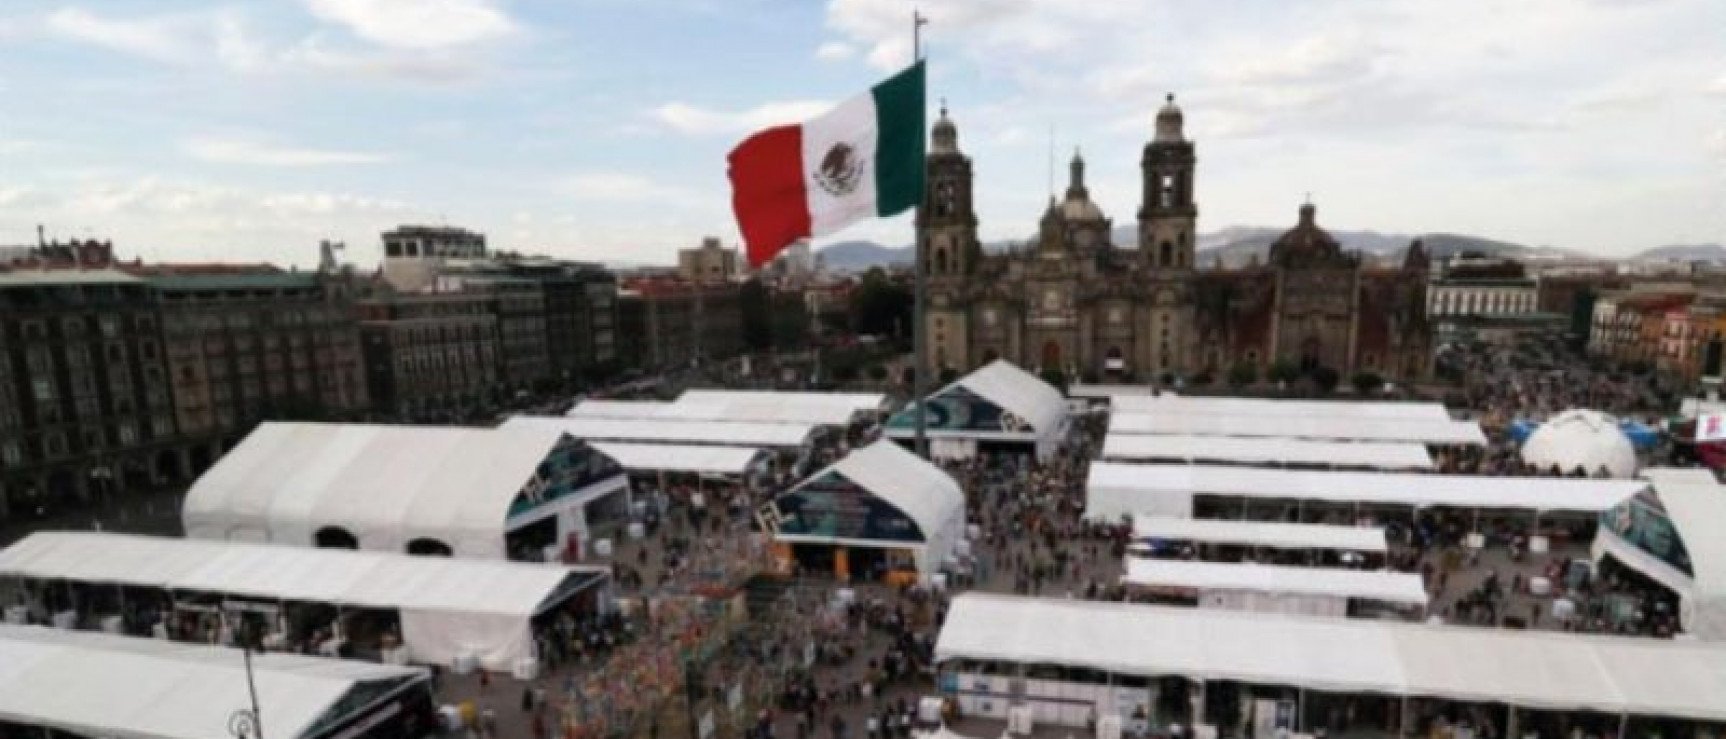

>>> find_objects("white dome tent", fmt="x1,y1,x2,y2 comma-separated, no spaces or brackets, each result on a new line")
1520,409,1638,479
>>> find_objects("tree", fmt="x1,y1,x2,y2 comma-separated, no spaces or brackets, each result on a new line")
1351,371,1384,395
1038,367,1067,389
940,368,960,384
1268,359,1301,384
738,279,773,351
849,267,913,344
1227,362,1258,388
1189,371,1214,387
1311,365,1341,394
770,291,810,349
867,364,888,382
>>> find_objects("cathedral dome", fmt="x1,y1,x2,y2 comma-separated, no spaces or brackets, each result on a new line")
931,103,959,155
1059,149,1106,222
1267,202,1349,268
1155,93,1185,143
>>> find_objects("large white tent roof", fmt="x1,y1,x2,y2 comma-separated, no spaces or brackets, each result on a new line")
0,532,601,617
502,415,815,448
1133,515,1387,553
678,388,886,413
1122,558,1427,604
182,422,581,557
590,442,765,475
570,396,860,426
0,532,608,671
1109,411,1486,445
1641,468,1726,637
1109,395,1452,421
781,440,964,544
1102,433,1434,470
935,594,1726,722
1086,462,1646,520
942,360,1068,435
0,624,424,739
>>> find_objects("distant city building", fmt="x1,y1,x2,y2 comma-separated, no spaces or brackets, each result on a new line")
380,225,487,293
0,269,177,516
677,237,741,284
141,266,369,457
356,292,499,418
617,279,743,370
435,257,619,389
1427,252,1540,318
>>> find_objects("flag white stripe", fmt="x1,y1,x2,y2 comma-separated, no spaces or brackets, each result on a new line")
801,90,879,237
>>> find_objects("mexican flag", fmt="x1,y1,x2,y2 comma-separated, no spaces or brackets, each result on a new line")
727,61,926,267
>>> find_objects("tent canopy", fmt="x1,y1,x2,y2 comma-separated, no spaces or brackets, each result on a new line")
182,422,614,558
1133,515,1387,553
0,532,608,670
775,440,964,546
1121,558,1427,604
1086,462,1645,520
1109,395,1452,421
0,623,425,739
1643,468,1726,599
1109,411,1485,445
503,415,815,448
934,594,1726,722
1102,434,1434,470
677,388,886,414
948,360,1068,435
569,395,862,426
590,442,765,475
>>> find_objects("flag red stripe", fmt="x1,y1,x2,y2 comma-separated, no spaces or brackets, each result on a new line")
727,124,810,268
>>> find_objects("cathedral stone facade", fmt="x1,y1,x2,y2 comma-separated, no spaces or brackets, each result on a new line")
920,96,1433,384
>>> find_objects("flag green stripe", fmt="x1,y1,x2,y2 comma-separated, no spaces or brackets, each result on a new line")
870,60,926,218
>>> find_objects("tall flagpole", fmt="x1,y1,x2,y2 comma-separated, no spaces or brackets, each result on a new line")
911,9,930,460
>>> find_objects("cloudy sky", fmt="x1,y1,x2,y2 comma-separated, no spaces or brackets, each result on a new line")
2,0,1722,267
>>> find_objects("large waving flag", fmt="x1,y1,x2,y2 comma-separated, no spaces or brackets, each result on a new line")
727,61,926,268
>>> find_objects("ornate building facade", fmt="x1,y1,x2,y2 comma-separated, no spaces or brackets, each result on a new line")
921,96,1432,384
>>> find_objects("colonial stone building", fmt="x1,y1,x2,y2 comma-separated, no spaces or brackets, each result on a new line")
921,96,1432,383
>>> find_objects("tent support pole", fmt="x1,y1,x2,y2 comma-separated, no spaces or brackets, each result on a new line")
1399,695,1410,738
1296,688,1305,733
1616,713,1628,739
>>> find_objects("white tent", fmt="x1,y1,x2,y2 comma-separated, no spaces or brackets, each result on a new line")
885,360,1070,461
935,593,1726,723
183,422,628,559
1133,515,1387,553
1606,468,1726,639
1108,411,1486,445
0,624,428,739
1102,433,1434,470
1121,558,1428,605
1086,462,1646,521
772,440,965,582
0,532,609,670
1110,395,1452,421
503,415,816,448
570,396,861,426
590,442,766,476
678,388,886,414
1520,408,1638,478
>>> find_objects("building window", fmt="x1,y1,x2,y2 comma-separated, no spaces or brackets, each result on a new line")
31,379,54,402
0,441,21,466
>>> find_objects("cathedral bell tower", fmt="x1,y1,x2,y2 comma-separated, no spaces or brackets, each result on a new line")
916,103,980,277
1138,93,1198,270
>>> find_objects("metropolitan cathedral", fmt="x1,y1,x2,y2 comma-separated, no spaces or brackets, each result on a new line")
918,95,1433,384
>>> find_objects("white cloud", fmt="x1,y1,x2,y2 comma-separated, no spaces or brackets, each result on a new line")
183,136,390,167
563,172,702,207
304,0,516,50
815,41,854,62
1710,71,1726,96
280,37,488,83
651,100,833,135
1709,128,1726,159
44,7,193,63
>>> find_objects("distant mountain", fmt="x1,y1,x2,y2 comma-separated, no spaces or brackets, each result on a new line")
816,240,912,271
1630,244,1726,263
816,226,1597,272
